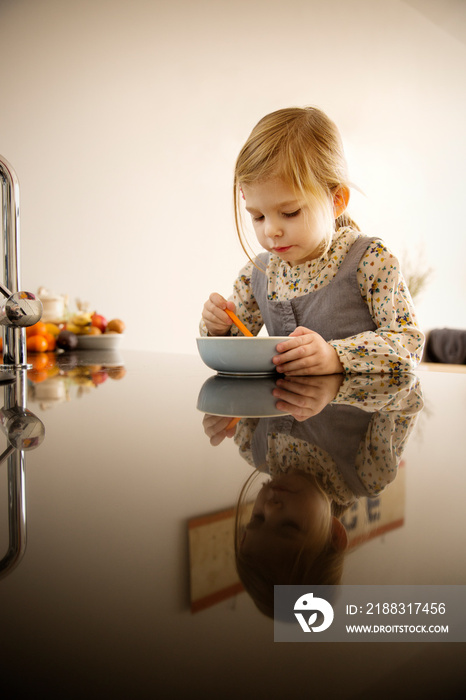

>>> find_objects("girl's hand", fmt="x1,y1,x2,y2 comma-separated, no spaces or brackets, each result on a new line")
202,414,239,446
273,375,344,421
273,327,344,376
202,293,236,336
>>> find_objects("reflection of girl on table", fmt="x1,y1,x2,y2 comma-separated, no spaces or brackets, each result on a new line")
236,373,422,503
232,373,423,617
200,106,424,375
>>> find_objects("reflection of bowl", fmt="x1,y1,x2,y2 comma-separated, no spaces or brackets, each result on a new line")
29,375,68,405
196,336,288,375
76,334,122,350
70,348,124,366
197,375,287,417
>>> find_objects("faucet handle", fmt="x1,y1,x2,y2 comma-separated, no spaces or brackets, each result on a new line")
0,405,46,452
0,284,43,328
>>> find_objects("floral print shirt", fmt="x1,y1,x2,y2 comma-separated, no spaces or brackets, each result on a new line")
200,228,425,373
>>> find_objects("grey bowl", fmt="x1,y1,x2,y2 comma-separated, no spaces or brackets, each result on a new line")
197,375,286,417
196,335,289,375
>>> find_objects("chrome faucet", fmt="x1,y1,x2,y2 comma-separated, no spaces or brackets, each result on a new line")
0,368,45,580
0,155,43,369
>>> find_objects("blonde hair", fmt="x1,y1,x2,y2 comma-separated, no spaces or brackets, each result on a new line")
233,106,359,263
234,471,348,618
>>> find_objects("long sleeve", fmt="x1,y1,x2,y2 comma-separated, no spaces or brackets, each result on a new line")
329,240,424,373
333,372,424,413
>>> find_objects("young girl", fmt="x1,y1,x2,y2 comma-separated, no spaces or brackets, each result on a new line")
200,106,424,375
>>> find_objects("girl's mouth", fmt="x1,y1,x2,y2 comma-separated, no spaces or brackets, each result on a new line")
273,246,292,253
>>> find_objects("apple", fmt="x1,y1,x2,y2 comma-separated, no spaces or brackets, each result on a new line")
91,313,108,333
92,370,108,386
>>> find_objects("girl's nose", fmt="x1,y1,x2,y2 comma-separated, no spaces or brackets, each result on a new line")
264,218,283,240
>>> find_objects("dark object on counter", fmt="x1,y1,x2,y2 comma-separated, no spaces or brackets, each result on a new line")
56,351,79,371
425,328,466,364
56,329,78,351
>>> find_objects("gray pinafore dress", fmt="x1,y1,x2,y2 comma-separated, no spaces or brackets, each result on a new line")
251,235,379,340
251,405,375,499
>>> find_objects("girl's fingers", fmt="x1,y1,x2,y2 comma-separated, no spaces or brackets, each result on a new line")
275,351,318,373
203,297,235,335
274,400,296,414
274,337,316,364
274,400,313,421
276,376,323,391
276,329,315,351
210,434,226,446
273,388,313,409
209,292,227,307
274,379,320,400
209,293,235,316
203,415,232,436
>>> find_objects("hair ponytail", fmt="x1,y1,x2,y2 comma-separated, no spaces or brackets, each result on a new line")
336,211,360,231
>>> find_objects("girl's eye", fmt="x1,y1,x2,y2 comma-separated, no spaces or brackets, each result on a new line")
283,209,301,218
251,514,264,522
252,215,264,222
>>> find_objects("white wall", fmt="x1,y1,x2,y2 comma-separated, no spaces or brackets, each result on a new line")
1,0,465,354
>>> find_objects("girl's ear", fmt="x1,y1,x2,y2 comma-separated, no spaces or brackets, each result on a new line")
331,517,348,551
332,186,350,219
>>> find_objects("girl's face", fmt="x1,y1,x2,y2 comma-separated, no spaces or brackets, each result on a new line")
241,471,331,571
242,178,332,265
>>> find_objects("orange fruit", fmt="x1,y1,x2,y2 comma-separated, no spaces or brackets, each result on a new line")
43,332,57,351
30,353,49,371
106,319,125,333
28,370,48,383
27,335,48,353
107,366,126,380
45,322,61,337
26,321,47,338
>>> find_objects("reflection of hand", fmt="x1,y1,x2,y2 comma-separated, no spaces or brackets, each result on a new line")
202,293,236,336
202,414,240,446
273,327,343,376
272,375,344,421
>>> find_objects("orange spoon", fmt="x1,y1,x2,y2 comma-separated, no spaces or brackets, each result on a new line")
225,309,253,337
225,416,241,430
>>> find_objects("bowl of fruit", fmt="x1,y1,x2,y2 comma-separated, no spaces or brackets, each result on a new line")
60,311,124,350
22,308,126,357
